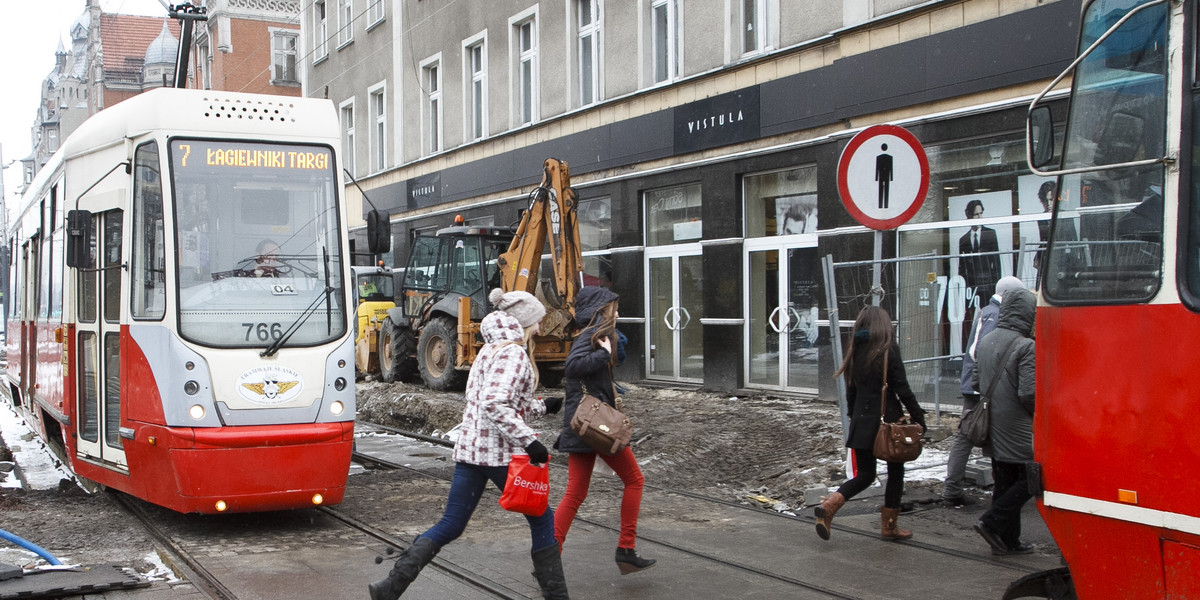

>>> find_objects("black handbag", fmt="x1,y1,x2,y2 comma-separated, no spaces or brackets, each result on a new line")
960,337,1021,447
872,350,924,463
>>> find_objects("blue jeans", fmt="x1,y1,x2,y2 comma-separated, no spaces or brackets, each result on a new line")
420,461,557,551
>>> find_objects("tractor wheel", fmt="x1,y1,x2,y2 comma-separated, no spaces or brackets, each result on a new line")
378,317,418,383
417,317,466,391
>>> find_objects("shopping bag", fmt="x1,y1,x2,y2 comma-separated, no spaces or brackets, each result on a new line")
498,454,551,516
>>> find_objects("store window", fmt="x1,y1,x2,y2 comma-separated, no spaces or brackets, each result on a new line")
645,183,701,246
744,166,818,238
578,196,612,250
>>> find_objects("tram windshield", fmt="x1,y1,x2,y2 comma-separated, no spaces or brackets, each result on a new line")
170,139,347,348
1042,0,1167,303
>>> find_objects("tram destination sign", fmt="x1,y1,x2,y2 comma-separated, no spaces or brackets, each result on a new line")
172,140,332,171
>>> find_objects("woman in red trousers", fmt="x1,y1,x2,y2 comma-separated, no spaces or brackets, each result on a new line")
553,286,656,575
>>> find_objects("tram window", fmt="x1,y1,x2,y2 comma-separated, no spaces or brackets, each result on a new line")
132,142,165,320
1042,1,1167,304
104,212,123,323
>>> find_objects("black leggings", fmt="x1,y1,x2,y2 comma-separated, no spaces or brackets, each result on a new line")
836,448,906,509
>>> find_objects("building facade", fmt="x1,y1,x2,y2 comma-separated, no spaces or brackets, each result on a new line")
305,0,1077,398
22,0,301,189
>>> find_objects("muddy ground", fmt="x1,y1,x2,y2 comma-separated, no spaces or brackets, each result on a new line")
0,377,959,573
355,378,952,509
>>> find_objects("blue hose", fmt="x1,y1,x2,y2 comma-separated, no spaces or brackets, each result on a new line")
0,528,63,565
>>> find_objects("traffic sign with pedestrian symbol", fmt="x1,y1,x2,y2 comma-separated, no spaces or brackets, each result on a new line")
837,124,929,230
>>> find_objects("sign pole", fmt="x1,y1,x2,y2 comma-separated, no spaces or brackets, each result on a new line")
871,230,883,306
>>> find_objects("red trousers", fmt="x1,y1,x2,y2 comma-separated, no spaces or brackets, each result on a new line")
553,447,645,549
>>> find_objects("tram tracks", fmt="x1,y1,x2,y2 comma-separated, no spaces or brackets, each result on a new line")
109,492,242,600
354,420,1045,593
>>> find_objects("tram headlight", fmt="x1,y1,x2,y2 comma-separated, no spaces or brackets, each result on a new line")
330,401,345,416
189,404,206,420
215,500,227,512
184,380,200,395
312,493,324,505
334,377,347,391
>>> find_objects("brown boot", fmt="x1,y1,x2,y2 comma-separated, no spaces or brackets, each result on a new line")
880,507,912,541
813,492,846,541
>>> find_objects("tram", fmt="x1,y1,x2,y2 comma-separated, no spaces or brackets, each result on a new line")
3,88,356,514
1024,0,1200,596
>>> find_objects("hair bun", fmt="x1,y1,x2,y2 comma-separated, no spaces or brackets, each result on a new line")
488,288,506,307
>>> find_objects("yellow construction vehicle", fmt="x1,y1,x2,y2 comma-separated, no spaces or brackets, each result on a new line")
368,158,583,390
352,262,403,377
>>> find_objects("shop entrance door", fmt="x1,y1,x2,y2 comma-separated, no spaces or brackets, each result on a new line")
745,238,821,391
646,244,703,382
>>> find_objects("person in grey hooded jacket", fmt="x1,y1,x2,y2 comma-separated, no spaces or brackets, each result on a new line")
944,275,1025,506
972,286,1037,556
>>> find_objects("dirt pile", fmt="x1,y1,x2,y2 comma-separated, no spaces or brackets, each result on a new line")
355,379,852,509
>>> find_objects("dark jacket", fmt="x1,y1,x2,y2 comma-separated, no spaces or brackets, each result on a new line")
977,287,1036,463
844,336,926,451
557,286,620,454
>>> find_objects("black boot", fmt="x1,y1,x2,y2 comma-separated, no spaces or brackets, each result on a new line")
531,544,570,599
368,537,440,600
615,547,656,575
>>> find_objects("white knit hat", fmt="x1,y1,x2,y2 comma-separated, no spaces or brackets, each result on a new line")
995,276,1025,300
488,289,546,328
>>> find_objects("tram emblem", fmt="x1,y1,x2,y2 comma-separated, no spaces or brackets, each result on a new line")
237,366,305,405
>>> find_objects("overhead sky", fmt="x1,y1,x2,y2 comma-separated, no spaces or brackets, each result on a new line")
0,0,171,205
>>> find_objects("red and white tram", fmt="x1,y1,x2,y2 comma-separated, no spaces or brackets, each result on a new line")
1025,0,1200,596
4,88,356,514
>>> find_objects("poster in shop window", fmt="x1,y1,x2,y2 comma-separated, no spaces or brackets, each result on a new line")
949,191,1012,308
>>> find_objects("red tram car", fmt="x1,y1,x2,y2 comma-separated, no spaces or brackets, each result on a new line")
1024,0,1200,596
3,88,357,513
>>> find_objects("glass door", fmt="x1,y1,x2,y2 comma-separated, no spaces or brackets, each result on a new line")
646,245,703,382
75,210,125,467
745,238,820,391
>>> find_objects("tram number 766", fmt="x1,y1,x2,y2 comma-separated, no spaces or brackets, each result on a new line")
243,322,284,342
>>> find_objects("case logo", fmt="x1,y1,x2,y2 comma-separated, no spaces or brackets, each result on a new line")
237,366,304,405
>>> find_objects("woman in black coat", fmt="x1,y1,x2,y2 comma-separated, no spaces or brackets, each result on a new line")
553,286,656,575
815,305,926,542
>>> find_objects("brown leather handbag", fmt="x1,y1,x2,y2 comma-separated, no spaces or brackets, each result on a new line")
570,377,632,456
873,350,924,463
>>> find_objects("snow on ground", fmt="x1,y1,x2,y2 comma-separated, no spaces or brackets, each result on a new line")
0,400,77,490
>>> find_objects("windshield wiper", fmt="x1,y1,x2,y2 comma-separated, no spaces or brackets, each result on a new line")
261,286,335,357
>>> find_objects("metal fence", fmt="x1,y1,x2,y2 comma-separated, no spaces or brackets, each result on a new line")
820,244,1038,433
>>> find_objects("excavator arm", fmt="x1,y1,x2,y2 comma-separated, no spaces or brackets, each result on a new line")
497,158,583,313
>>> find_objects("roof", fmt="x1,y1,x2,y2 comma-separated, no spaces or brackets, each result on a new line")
99,14,181,82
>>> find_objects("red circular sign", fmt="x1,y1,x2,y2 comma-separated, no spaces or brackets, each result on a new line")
837,124,929,230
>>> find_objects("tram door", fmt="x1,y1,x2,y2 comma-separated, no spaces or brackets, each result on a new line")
646,246,703,382
75,209,126,467
745,240,820,392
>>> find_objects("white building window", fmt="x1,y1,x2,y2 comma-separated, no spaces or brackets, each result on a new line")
314,0,328,60
270,29,299,83
340,99,355,176
368,0,384,26
464,36,487,140
651,0,679,83
741,0,775,55
577,0,600,106
422,58,442,154
198,41,211,89
338,0,353,47
512,11,538,125
369,84,386,171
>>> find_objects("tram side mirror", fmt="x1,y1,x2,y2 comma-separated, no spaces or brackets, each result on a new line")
65,210,93,269
1029,106,1056,169
367,210,391,255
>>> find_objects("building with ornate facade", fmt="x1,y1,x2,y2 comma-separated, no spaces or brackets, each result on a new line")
21,0,301,188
